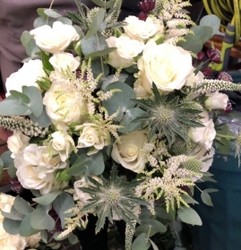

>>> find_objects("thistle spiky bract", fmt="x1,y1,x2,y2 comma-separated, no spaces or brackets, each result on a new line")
134,84,203,147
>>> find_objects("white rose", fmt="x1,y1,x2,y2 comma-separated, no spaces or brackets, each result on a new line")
30,21,80,54
111,130,148,173
137,41,194,93
77,123,110,152
22,144,42,166
123,16,163,40
205,91,229,110
43,83,88,125
50,130,76,161
106,35,144,68
188,112,216,150
7,131,30,158
49,52,80,72
5,59,45,96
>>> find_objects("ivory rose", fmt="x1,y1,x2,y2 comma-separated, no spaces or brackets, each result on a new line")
188,111,216,150
5,59,45,96
30,21,80,54
50,130,76,161
205,91,229,110
43,83,88,125
123,15,163,40
49,52,80,73
106,35,144,68
77,123,110,152
137,41,193,93
111,130,148,173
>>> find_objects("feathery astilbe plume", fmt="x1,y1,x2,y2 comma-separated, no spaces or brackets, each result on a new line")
136,155,203,212
154,0,194,42
57,201,89,240
134,84,203,147
0,116,49,138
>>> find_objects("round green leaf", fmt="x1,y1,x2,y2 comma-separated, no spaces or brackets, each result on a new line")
132,233,151,250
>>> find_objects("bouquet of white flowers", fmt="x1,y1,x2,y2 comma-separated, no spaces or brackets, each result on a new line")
0,0,241,249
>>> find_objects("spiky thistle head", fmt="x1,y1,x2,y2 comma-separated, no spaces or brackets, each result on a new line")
79,167,147,233
134,84,203,147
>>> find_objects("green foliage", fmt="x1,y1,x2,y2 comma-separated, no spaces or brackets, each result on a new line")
132,233,151,250
177,207,202,226
103,82,136,119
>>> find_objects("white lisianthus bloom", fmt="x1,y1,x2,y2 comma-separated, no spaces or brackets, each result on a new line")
49,52,80,72
50,130,76,161
77,123,110,152
111,130,148,173
7,131,30,158
205,91,229,110
14,144,67,194
16,162,66,194
106,35,144,68
5,59,45,96
43,83,88,125
137,41,194,93
123,15,163,41
30,21,80,54
188,111,216,150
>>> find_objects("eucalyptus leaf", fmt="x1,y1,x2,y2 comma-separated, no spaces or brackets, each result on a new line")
177,207,202,226
81,33,108,57
10,90,30,104
0,151,13,167
86,151,105,176
0,98,31,116
119,107,146,133
1,207,24,220
178,26,213,53
102,82,136,118
3,218,21,235
57,16,73,25
44,9,62,18
86,8,106,36
199,14,221,36
67,153,90,176
33,191,62,206
22,86,43,117
132,233,151,250
19,214,39,236
201,190,213,206
13,196,33,215
30,205,55,230
29,108,51,127
20,30,39,57
135,218,167,237
53,193,75,228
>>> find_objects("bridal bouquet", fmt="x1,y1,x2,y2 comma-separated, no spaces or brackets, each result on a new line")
0,0,241,249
